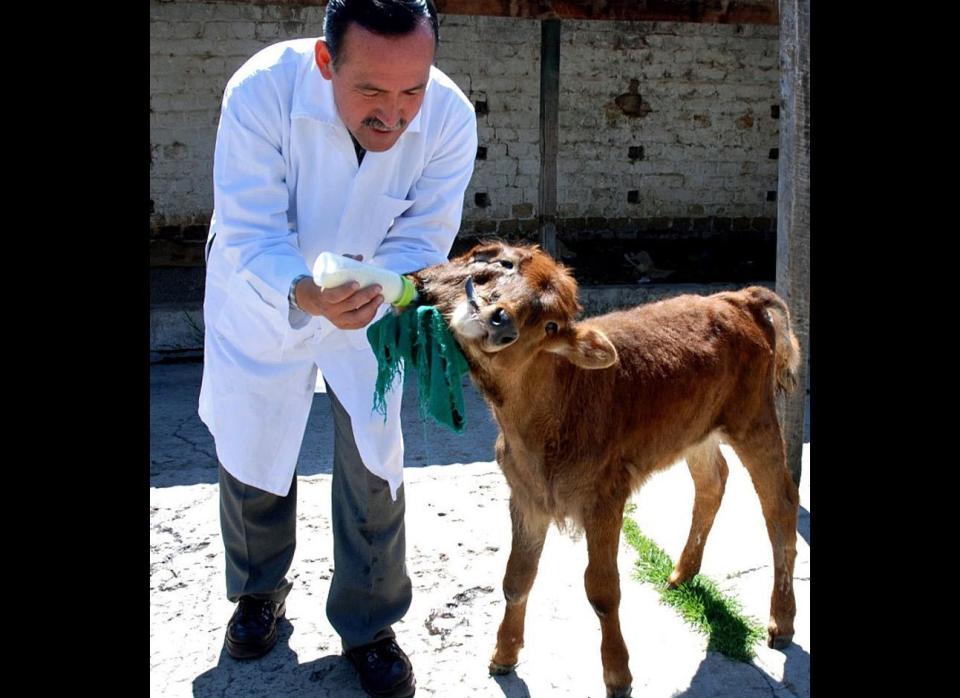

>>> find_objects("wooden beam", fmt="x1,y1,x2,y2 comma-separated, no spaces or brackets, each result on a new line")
435,1,778,24
538,18,560,257
775,0,810,487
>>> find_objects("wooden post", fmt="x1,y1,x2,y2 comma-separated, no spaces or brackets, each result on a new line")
775,0,810,487
538,18,560,257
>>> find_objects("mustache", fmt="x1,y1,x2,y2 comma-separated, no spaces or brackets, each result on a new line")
362,117,406,131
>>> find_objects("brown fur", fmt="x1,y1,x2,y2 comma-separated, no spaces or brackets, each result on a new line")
413,243,802,697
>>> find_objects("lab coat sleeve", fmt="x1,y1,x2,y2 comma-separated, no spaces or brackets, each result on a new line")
212,76,311,330
369,105,478,275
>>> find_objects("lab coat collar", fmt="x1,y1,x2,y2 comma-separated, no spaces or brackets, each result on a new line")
291,44,425,134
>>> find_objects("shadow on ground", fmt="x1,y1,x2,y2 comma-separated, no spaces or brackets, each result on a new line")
192,618,372,697
677,641,810,697
797,505,810,546
150,360,500,489
492,672,533,697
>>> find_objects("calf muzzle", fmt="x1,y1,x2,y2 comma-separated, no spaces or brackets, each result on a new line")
465,276,518,348
487,307,517,346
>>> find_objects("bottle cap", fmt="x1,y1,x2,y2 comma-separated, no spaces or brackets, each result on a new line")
393,275,418,307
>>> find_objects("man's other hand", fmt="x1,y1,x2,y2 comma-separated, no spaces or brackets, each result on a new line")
294,254,384,329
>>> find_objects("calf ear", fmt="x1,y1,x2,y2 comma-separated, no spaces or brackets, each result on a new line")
548,326,618,369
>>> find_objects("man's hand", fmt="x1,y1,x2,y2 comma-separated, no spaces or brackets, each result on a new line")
294,254,384,330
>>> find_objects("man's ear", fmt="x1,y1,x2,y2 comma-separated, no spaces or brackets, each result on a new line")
547,325,618,369
315,39,334,80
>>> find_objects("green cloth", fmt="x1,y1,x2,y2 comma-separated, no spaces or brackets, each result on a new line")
366,305,470,433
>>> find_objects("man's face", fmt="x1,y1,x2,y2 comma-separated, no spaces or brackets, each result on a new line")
315,20,435,153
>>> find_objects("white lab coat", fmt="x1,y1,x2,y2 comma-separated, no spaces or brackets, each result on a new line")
197,38,477,500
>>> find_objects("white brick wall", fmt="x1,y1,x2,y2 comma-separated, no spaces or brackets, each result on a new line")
150,2,779,237
435,14,541,227
149,0,325,226
558,20,779,221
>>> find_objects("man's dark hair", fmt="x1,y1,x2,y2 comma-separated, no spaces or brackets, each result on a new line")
324,0,439,68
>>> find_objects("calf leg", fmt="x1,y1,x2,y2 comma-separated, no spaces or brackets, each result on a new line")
669,435,729,588
489,495,550,674
729,413,800,649
585,502,632,698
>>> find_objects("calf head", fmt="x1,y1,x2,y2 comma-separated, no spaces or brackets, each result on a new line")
414,242,618,372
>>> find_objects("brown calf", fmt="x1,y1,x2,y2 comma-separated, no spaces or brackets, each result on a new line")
412,242,802,698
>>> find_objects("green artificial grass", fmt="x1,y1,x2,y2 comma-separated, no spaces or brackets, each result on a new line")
621,505,765,662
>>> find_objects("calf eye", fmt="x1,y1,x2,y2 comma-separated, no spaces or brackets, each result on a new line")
545,322,559,335
499,259,514,269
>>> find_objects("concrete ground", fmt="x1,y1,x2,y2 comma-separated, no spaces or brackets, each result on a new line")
150,360,810,697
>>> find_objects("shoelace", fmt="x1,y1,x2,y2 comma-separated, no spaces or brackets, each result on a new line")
363,641,402,666
237,598,275,623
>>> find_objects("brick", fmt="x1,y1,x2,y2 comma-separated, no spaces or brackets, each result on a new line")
494,159,517,175
162,142,190,160
182,224,208,242
751,217,774,232
713,216,733,233
281,21,306,37
237,5,264,22
255,23,281,41
168,21,205,40
156,225,181,241
517,159,539,176
512,203,534,218
505,142,536,158
195,4,240,21
650,217,670,230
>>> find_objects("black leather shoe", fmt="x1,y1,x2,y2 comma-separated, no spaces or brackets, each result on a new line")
224,596,285,659
344,638,416,697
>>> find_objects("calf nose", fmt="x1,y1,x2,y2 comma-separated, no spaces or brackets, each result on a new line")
486,307,518,346
496,331,518,346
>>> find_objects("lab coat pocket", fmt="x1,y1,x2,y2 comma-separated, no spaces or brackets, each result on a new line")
376,194,414,235
281,315,321,362
212,272,287,363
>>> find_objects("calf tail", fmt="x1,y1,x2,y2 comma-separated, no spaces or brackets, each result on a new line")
744,287,802,394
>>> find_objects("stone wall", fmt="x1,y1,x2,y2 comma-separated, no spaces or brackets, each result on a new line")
150,1,779,268
150,0,327,265
555,19,779,237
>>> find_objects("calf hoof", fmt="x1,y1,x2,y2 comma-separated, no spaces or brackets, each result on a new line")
606,685,632,698
666,569,689,589
488,660,517,676
767,627,794,650
667,563,698,589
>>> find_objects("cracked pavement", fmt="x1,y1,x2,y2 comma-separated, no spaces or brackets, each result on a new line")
150,360,810,697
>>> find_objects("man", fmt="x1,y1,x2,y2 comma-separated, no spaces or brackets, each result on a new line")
197,1,477,696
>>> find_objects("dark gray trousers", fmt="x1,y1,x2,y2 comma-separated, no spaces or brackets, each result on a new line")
218,383,412,651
